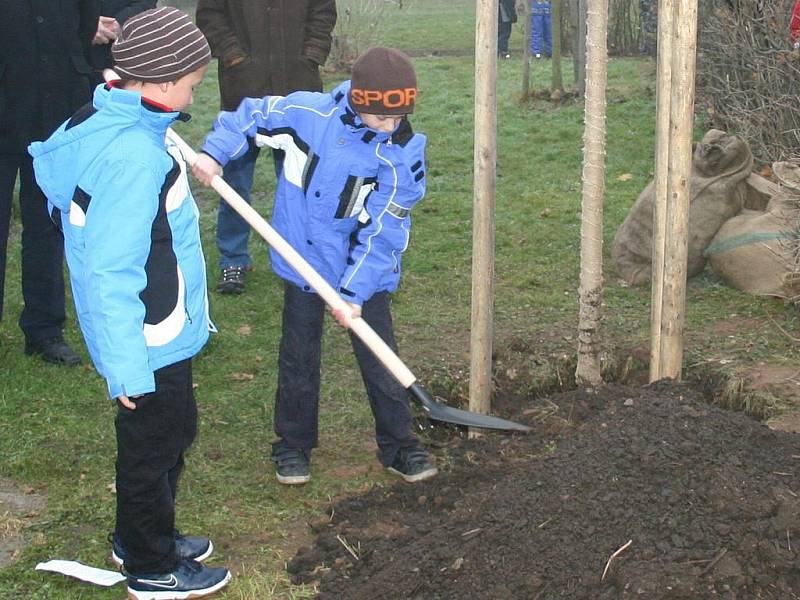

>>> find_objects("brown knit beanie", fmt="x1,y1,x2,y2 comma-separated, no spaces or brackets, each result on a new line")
349,47,417,115
111,7,211,83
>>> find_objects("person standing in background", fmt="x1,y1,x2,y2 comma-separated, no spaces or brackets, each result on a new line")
0,0,99,366
498,0,518,59
531,0,552,58
196,0,337,295
89,0,158,85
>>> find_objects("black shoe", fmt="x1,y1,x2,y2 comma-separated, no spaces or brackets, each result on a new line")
387,446,438,483
125,558,231,600
110,531,213,567
216,266,246,295
24,337,81,366
271,447,310,485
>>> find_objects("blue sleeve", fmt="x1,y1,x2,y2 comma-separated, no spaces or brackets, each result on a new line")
338,134,427,304
83,160,160,399
200,94,312,167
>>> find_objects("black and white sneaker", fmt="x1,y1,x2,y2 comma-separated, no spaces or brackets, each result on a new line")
387,446,438,483
126,558,230,600
216,265,246,295
110,531,213,567
271,447,311,485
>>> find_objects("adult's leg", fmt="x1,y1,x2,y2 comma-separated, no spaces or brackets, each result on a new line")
115,359,195,574
349,292,417,467
216,142,260,269
532,11,543,54
498,21,512,54
0,153,20,322
273,283,325,451
17,155,65,342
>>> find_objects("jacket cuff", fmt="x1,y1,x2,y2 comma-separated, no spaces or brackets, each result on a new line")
199,143,231,169
107,373,156,400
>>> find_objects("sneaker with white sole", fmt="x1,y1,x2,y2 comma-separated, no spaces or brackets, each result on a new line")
125,558,230,600
110,531,213,567
271,446,311,485
387,446,438,483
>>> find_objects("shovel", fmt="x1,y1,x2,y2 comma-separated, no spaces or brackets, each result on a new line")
168,129,531,433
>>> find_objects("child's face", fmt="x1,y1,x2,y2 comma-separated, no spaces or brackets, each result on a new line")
163,64,208,111
359,113,405,133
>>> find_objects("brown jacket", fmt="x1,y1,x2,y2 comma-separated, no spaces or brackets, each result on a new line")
196,0,337,110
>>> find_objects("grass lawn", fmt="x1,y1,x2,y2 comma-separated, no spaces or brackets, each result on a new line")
1,0,798,598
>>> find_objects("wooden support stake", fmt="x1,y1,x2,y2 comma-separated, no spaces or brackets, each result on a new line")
470,0,499,427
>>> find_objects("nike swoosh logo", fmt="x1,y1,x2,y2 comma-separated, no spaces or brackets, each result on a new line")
136,574,178,589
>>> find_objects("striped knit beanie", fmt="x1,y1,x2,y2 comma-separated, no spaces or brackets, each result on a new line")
349,47,417,115
111,7,211,83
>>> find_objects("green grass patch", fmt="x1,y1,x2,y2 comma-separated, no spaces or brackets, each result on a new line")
2,1,798,598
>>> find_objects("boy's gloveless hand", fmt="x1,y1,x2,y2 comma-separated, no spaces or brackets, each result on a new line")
117,395,137,410
191,153,223,186
330,302,362,329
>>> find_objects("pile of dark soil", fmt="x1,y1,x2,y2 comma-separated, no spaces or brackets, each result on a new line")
288,382,800,599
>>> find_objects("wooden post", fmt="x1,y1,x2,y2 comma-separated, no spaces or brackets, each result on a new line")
551,0,563,92
522,0,532,98
575,0,587,97
650,0,698,381
470,0,498,423
649,0,674,381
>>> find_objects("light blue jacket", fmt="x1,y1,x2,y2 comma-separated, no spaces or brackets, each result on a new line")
201,80,427,305
29,85,212,399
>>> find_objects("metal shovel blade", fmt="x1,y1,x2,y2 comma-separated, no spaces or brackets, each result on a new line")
410,382,531,432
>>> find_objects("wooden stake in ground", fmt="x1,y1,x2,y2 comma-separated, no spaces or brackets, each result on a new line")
649,0,698,382
469,0,499,425
575,0,609,387
521,0,532,99
550,0,563,93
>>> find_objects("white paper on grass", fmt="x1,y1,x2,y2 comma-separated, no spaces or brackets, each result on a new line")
35,560,126,587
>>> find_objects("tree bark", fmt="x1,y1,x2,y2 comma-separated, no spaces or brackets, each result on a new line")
575,0,608,387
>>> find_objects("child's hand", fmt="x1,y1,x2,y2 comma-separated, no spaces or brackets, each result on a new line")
330,302,362,329
117,395,137,410
191,153,223,187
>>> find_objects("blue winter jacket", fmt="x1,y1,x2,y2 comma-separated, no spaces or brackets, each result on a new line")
28,85,212,399
201,80,427,305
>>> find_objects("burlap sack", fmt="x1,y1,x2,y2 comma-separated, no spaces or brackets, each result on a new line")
706,162,800,299
612,129,753,285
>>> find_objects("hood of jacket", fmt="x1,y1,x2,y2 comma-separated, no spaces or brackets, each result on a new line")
28,84,181,214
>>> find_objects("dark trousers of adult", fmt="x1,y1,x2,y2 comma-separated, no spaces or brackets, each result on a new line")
273,283,418,467
115,359,197,574
0,152,66,341
498,21,513,54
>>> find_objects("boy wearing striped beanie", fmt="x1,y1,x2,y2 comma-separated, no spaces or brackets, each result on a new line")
29,8,231,599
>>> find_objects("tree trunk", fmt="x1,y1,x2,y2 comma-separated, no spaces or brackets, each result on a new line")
575,0,608,387
574,0,587,96
551,0,564,91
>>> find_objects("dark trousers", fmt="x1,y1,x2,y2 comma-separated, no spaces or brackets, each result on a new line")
0,152,66,341
115,359,197,574
273,283,417,466
498,21,513,53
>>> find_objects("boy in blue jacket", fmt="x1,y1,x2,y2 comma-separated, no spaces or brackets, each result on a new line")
193,47,437,486
29,8,231,600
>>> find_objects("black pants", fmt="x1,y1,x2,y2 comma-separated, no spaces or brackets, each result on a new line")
498,21,513,53
115,359,197,574
273,283,417,466
0,152,66,341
